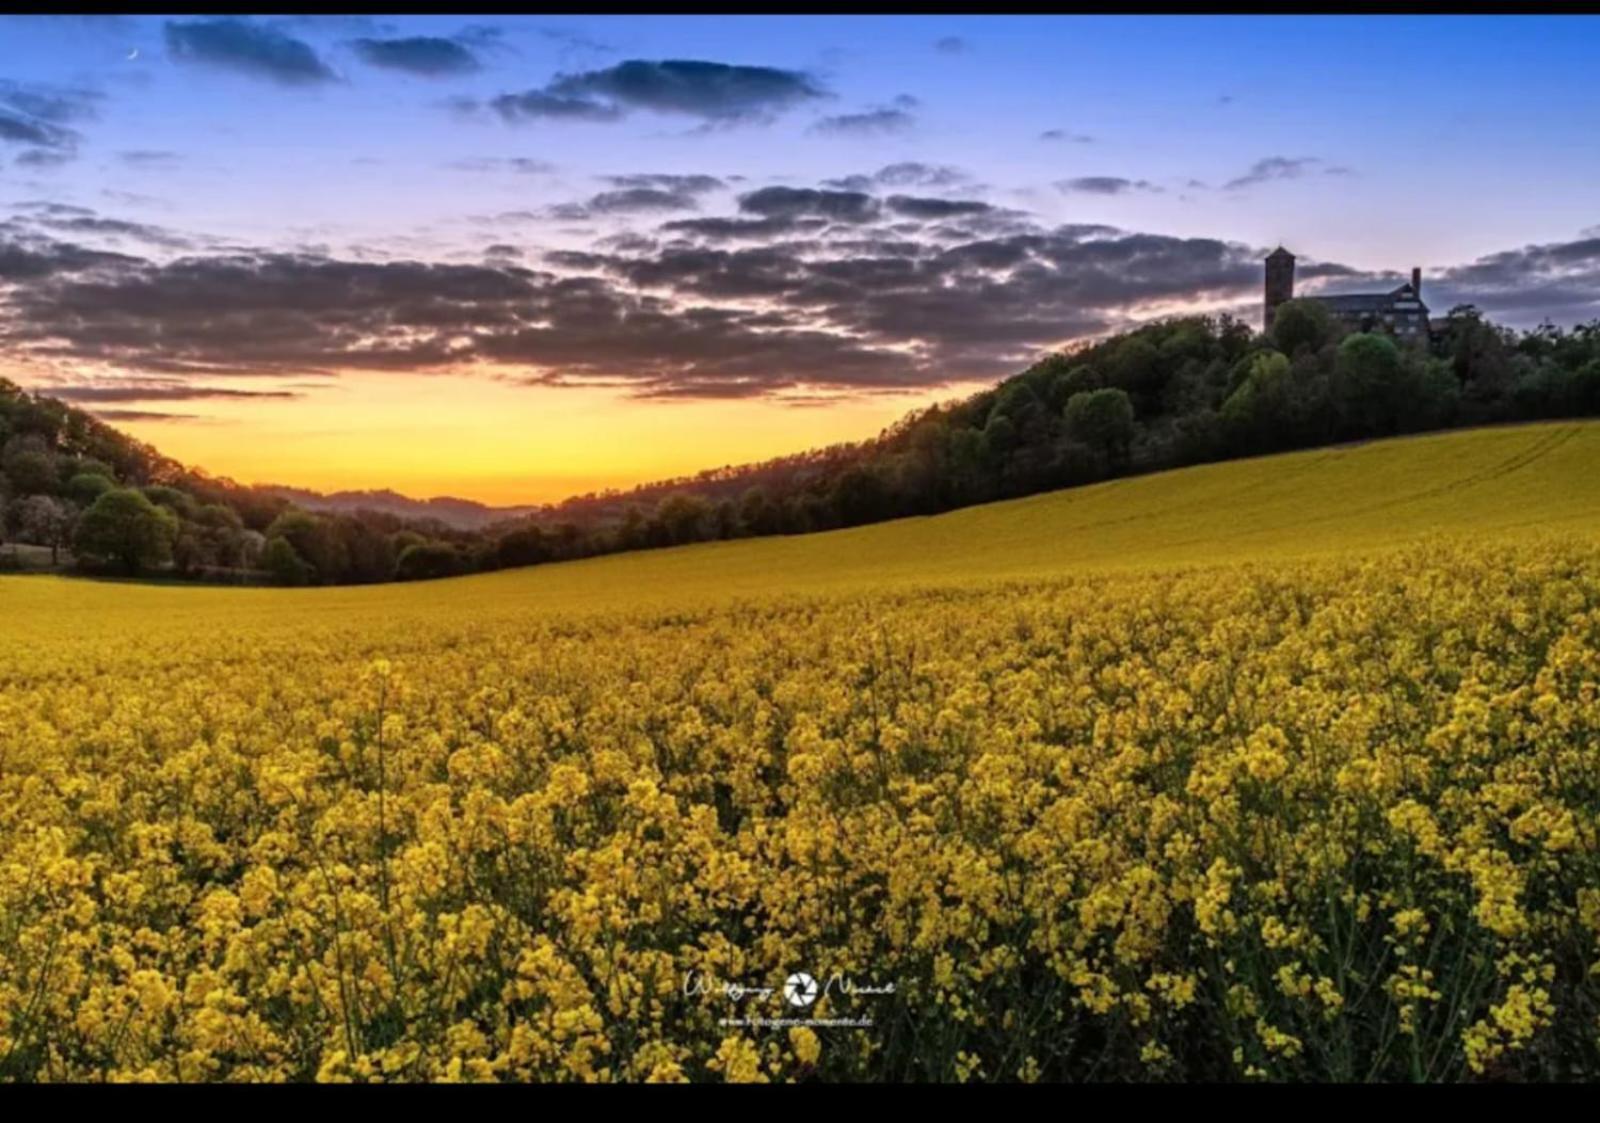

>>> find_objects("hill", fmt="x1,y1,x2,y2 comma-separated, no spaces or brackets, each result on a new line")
7,303,1600,586
7,420,1598,640
263,485,540,531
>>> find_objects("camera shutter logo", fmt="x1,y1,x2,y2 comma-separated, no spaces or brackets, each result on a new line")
784,972,819,1008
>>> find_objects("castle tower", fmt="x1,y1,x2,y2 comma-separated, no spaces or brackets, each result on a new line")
1264,246,1295,334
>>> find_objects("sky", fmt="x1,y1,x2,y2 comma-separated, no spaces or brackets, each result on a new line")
2,14,1599,505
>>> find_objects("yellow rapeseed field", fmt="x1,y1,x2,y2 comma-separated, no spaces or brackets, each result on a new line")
3,421,1600,1081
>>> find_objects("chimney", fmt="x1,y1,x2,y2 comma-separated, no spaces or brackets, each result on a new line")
1411,266,1421,296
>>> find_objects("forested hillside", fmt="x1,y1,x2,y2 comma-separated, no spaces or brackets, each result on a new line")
4,300,1599,585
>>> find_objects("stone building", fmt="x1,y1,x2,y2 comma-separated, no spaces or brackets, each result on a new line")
1263,246,1430,340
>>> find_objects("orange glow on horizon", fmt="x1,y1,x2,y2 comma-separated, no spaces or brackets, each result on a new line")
55,371,991,507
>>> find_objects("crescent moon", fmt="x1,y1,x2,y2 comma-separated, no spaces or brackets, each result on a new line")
126,48,139,61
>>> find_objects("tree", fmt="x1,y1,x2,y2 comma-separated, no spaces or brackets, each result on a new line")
945,426,989,505
981,412,1018,460
1064,388,1136,463
17,495,75,565
238,529,267,573
395,541,464,581
192,503,247,569
495,525,548,569
337,518,397,584
1219,348,1335,451
1220,351,1292,446
142,484,196,520
657,492,711,545
1044,363,1101,412
1106,336,1165,411
1271,299,1336,357
172,522,210,576
1,437,56,496
617,505,651,550
57,456,114,488
266,509,347,583
1333,332,1403,434
1403,357,1462,431
1444,304,1514,408
72,488,176,575
263,535,311,586
66,472,115,507
738,487,779,537
390,529,427,557
832,464,893,526
1570,359,1600,414
990,379,1051,444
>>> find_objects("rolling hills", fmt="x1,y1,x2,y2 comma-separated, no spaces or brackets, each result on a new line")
5,420,1599,648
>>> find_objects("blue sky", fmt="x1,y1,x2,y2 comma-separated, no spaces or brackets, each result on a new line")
3,15,1599,500
8,15,1598,266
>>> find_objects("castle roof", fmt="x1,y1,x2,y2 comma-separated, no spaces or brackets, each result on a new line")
1310,292,1398,314
1307,283,1426,315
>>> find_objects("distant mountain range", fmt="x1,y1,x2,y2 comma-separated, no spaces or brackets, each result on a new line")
263,486,541,530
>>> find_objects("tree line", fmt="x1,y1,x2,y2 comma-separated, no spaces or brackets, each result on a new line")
4,301,1600,584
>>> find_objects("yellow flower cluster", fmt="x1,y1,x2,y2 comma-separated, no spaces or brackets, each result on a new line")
2,536,1599,1081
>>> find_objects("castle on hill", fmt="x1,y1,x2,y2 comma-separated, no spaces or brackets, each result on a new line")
1263,246,1435,341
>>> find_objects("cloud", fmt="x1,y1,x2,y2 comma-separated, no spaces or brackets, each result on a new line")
350,35,482,76
49,383,300,403
737,186,880,224
86,408,201,422
118,150,183,168
0,235,141,280
489,90,623,123
538,26,615,55
0,82,93,158
1223,156,1350,191
811,107,916,136
934,36,970,54
1040,128,1094,143
0,219,1263,398
8,178,1597,405
885,195,993,219
164,18,338,85
601,173,724,195
15,149,75,169
659,215,821,242
550,59,826,121
30,215,193,250
561,225,1275,379
0,113,77,150
546,175,728,220
877,161,963,187
579,187,705,216
1432,235,1600,324
1056,177,1161,196
0,80,101,125
824,163,970,193
486,58,827,127
102,190,168,208
12,202,95,217
445,156,556,174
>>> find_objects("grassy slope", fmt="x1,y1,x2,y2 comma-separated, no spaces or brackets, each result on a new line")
5,421,1600,645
